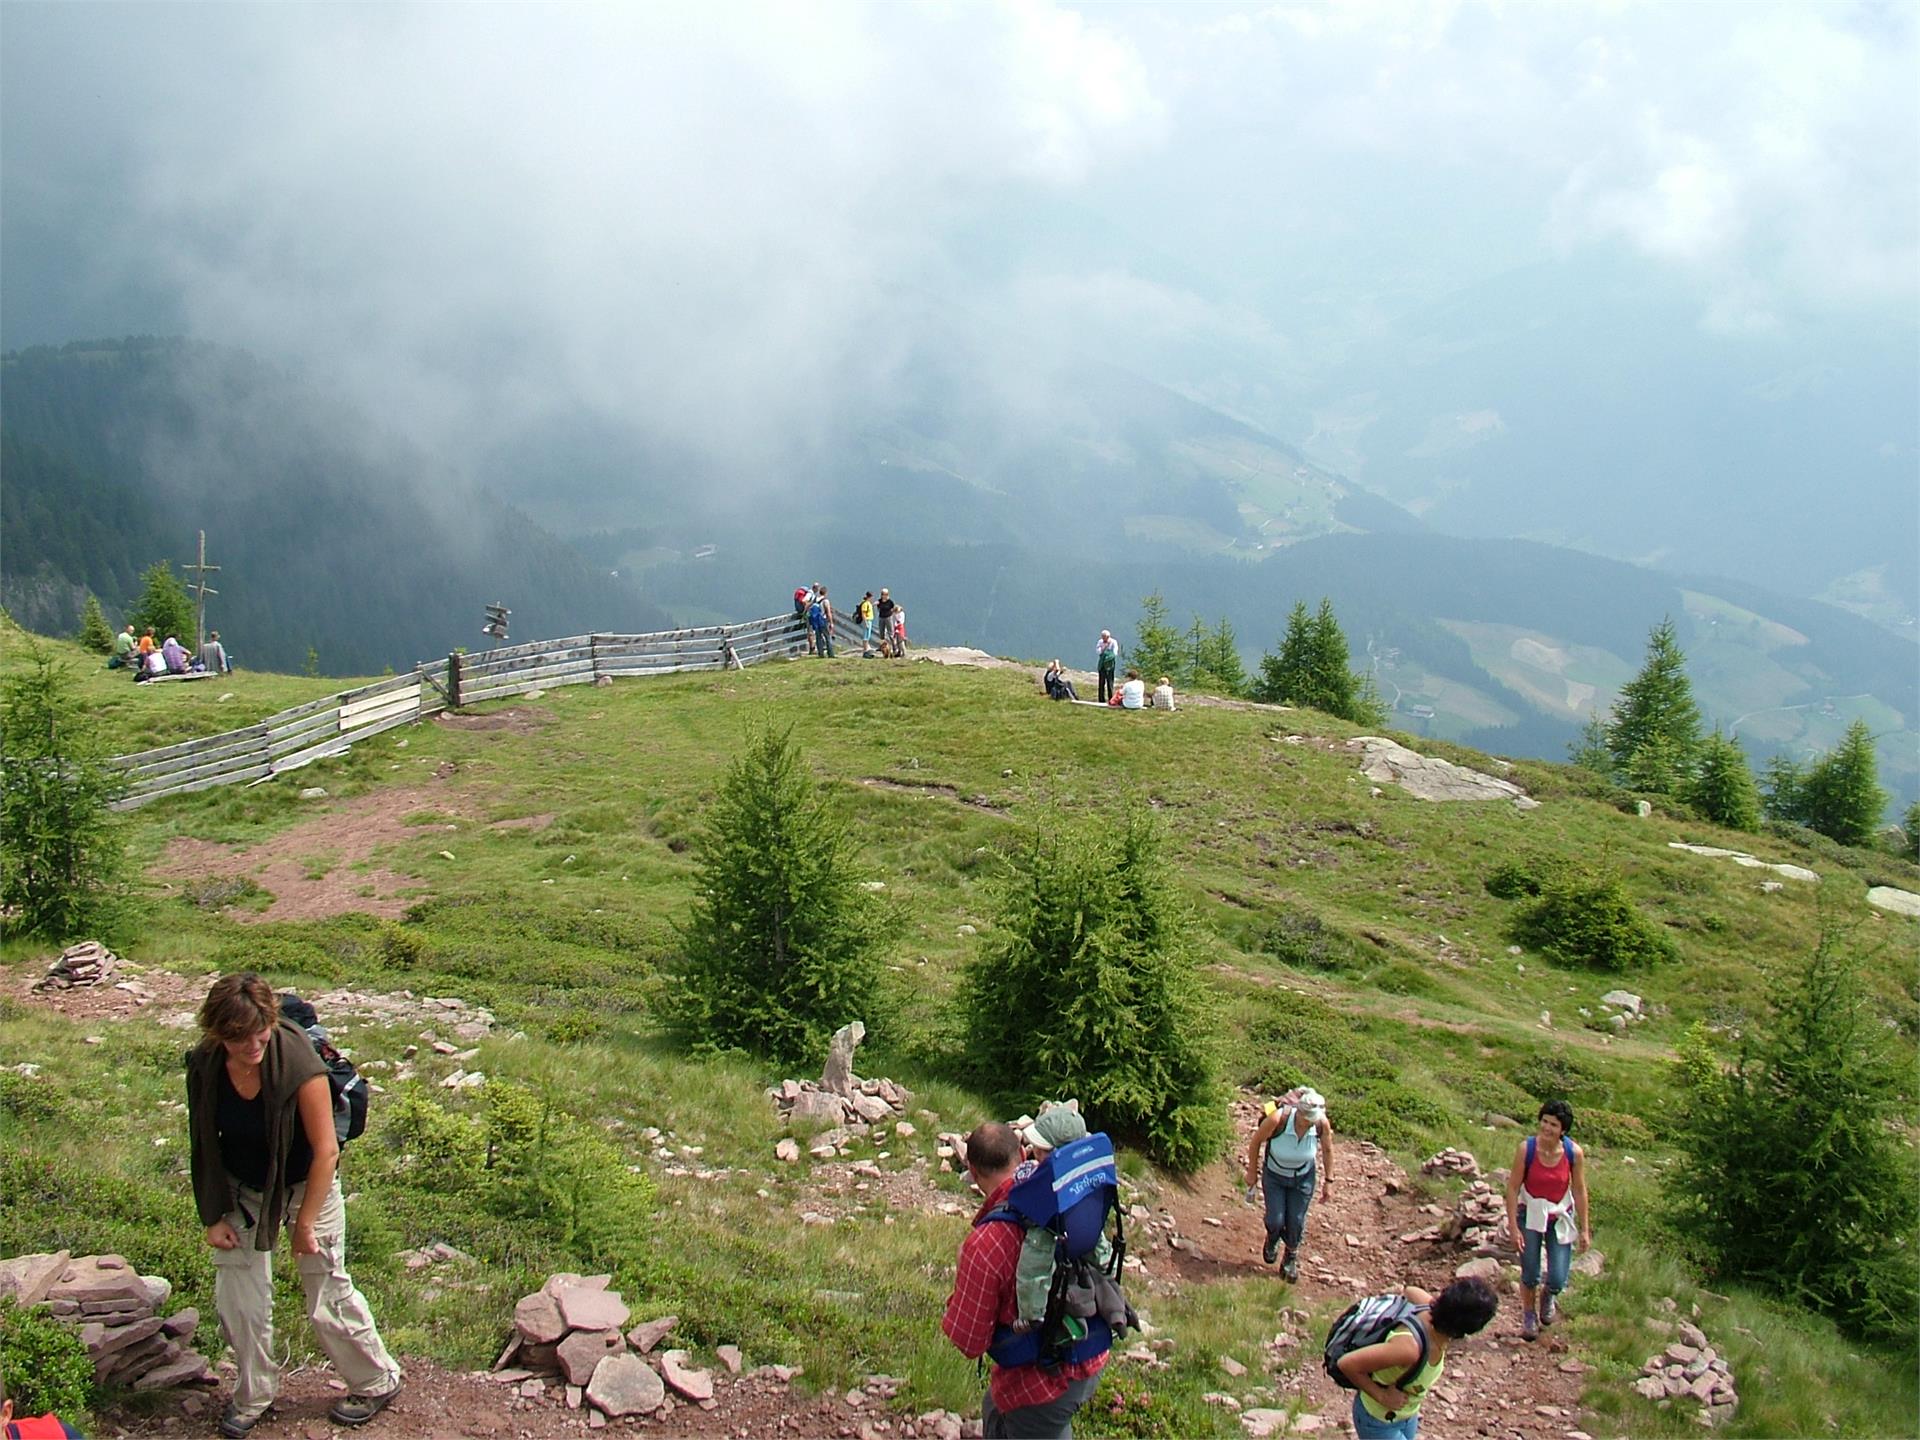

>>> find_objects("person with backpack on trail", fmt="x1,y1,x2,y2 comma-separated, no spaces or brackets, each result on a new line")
875,588,898,657
1503,1100,1590,1341
808,585,835,658
941,1121,1114,1438
187,974,401,1437
856,591,877,656
1094,631,1119,704
1330,1278,1498,1439
1244,1087,1335,1279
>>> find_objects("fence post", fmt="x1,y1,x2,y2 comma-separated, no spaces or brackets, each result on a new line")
448,651,463,710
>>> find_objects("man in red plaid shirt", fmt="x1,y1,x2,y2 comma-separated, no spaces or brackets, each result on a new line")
940,1122,1108,1438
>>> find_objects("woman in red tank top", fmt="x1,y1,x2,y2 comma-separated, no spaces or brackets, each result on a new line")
1503,1101,1590,1342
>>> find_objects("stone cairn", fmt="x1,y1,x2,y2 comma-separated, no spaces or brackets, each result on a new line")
767,1022,911,1155
0,1251,214,1392
1632,1320,1738,1424
494,1273,819,1428
34,940,117,990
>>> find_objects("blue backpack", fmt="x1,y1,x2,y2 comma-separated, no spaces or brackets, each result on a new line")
975,1132,1137,1369
808,600,826,627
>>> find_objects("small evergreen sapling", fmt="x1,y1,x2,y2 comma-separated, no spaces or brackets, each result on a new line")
1668,932,1919,1341
75,593,114,653
1129,591,1183,690
0,648,126,940
957,809,1227,1171
1687,729,1761,831
675,723,884,1066
1506,868,1675,972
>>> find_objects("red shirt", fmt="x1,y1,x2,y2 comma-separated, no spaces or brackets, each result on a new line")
1524,1139,1572,1204
940,1176,1109,1414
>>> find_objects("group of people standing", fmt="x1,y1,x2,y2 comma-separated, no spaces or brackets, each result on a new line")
794,583,907,659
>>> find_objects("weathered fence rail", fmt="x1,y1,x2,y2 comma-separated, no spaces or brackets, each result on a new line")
108,612,821,809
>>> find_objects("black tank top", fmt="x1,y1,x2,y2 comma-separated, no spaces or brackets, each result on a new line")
217,1066,312,1192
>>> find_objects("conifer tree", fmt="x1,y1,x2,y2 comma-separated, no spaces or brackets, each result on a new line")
1130,592,1183,687
1567,713,1613,775
0,648,125,939
1254,602,1315,706
1687,730,1761,831
75,594,114,653
126,561,196,647
1799,719,1886,847
1307,599,1360,718
957,809,1226,1171
1606,617,1701,794
1199,618,1248,698
1761,754,1807,824
677,724,883,1066
1669,932,1917,1339
1903,800,1920,863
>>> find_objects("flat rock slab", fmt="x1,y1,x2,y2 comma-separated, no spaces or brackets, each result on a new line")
556,1286,630,1333
557,1329,624,1386
514,1291,567,1344
1667,842,1818,883
627,1315,678,1354
0,1251,72,1306
1348,737,1539,808
586,1354,665,1417
1867,886,1920,918
659,1349,714,1402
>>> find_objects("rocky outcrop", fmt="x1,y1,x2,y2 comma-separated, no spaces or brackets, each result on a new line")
1666,842,1817,884
1347,737,1540,809
1867,885,1920,918
0,1252,214,1391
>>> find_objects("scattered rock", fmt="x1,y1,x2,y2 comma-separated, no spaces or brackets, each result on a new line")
1,1252,213,1391
1421,1147,1482,1178
1218,1354,1247,1377
1348,736,1540,807
556,1329,623,1386
300,787,328,800
715,1343,743,1375
1866,886,1920,918
1667,842,1817,884
775,1138,801,1163
1601,990,1643,1015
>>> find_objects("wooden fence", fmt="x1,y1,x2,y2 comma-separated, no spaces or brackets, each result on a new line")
108,611,849,809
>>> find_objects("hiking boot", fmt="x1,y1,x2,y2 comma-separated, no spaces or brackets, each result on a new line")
1521,1310,1539,1341
1540,1291,1558,1327
218,1403,269,1438
1280,1250,1299,1282
329,1384,401,1427
1263,1233,1280,1265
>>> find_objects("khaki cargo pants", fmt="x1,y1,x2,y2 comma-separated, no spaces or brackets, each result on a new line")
212,1177,401,1422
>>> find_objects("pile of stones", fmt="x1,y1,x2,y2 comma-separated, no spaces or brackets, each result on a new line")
494,1274,721,1424
0,1251,214,1392
1438,1179,1511,1255
1420,1146,1483,1179
1631,1321,1738,1424
35,940,117,989
768,1021,911,1130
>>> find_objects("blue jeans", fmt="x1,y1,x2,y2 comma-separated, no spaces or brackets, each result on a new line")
1351,1394,1419,1440
1262,1163,1315,1251
1520,1225,1572,1294
812,624,833,657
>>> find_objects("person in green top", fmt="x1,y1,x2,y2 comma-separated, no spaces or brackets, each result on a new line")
1337,1277,1498,1439
109,623,137,668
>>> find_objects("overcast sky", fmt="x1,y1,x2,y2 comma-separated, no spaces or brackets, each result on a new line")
3,1,1915,542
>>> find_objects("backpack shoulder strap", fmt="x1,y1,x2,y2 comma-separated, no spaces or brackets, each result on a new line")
1397,1311,1432,1389
1525,1135,1536,1172
1563,1136,1576,1166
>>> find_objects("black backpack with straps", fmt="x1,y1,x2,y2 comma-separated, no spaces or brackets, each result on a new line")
279,992,369,1144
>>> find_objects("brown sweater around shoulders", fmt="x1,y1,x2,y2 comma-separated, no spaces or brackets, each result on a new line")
186,1020,327,1250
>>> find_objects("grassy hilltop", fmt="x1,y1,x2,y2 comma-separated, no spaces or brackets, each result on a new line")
3,624,1916,1437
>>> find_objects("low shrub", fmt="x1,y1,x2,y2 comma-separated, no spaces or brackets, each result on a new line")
1508,1049,1597,1103
0,1296,93,1419
0,1068,68,1122
1437,1068,1536,1125
1508,870,1677,972
1483,860,1544,900
1257,907,1367,973
1575,1106,1654,1148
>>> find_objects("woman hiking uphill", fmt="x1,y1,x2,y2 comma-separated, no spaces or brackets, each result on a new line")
1336,1278,1498,1440
1244,1087,1334,1279
1503,1100,1591,1341
188,974,402,1437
